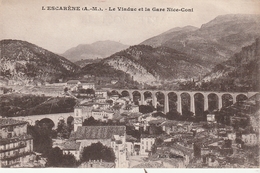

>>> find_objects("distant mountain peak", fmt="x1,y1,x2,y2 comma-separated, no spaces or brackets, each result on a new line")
163,25,198,34
141,14,260,66
62,40,129,62
140,25,198,48
201,13,260,28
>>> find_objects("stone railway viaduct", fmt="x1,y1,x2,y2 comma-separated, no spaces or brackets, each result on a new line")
10,89,258,128
109,89,258,114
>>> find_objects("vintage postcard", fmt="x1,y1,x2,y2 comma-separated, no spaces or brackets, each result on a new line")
0,0,259,171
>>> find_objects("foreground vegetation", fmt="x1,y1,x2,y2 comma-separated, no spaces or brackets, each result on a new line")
0,93,77,117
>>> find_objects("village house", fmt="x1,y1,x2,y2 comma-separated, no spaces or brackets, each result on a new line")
95,90,108,99
125,135,137,157
0,118,33,168
155,146,186,168
94,97,107,103
159,120,193,134
93,102,111,110
67,80,81,87
91,109,114,122
249,109,259,133
227,132,236,142
122,112,143,125
140,134,156,156
170,143,194,166
69,126,127,168
61,141,81,160
111,79,118,85
241,133,258,146
74,102,93,121
79,160,115,168
80,82,95,90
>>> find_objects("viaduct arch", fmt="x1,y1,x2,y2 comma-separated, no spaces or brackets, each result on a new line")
11,112,74,129
111,89,258,114
10,90,258,127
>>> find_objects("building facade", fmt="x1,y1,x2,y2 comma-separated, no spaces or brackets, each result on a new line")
140,136,155,156
70,126,127,168
0,118,33,168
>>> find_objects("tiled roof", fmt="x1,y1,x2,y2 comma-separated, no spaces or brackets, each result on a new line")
79,161,115,168
141,134,157,138
0,134,33,145
79,102,94,106
159,120,177,126
170,144,193,156
126,135,137,142
70,126,126,140
67,80,80,84
133,161,166,168
0,118,28,128
62,141,81,150
92,109,114,113
148,119,165,125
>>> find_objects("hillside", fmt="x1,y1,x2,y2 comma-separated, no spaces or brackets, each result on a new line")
141,14,260,66
0,93,76,117
0,39,79,83
74,58,101,68
200,38,260,92
81,45,209,84
62,40,129,62
140,26,198,48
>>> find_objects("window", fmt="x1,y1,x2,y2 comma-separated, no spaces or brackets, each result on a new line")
7,133,12,138
8,126,13,132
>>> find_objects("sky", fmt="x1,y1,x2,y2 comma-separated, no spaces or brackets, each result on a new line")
1,0,260,54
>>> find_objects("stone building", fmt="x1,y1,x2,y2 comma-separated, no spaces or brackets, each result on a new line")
140,134,156,156
0,118,33,167
70,126,127,168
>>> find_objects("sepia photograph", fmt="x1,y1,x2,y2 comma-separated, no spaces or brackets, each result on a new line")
0,0,259,170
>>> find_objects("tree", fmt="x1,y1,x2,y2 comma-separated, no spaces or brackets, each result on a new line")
57,119,70,139
85,88,95,94
165,109,181,120
27,124,53,155
46,147,78,167
152,111,166,118
139,105,154,114
64,87,68,93
46,147,63,167
82,116,100,126
81,142,116,162
106,99,113,105
126,125,141,140
62,153,78,167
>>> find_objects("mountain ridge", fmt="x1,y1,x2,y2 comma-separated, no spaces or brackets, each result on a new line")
141,14,260,66
81,45,209,84
0,39,79,83
200,38,260,91
62,40,129,62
